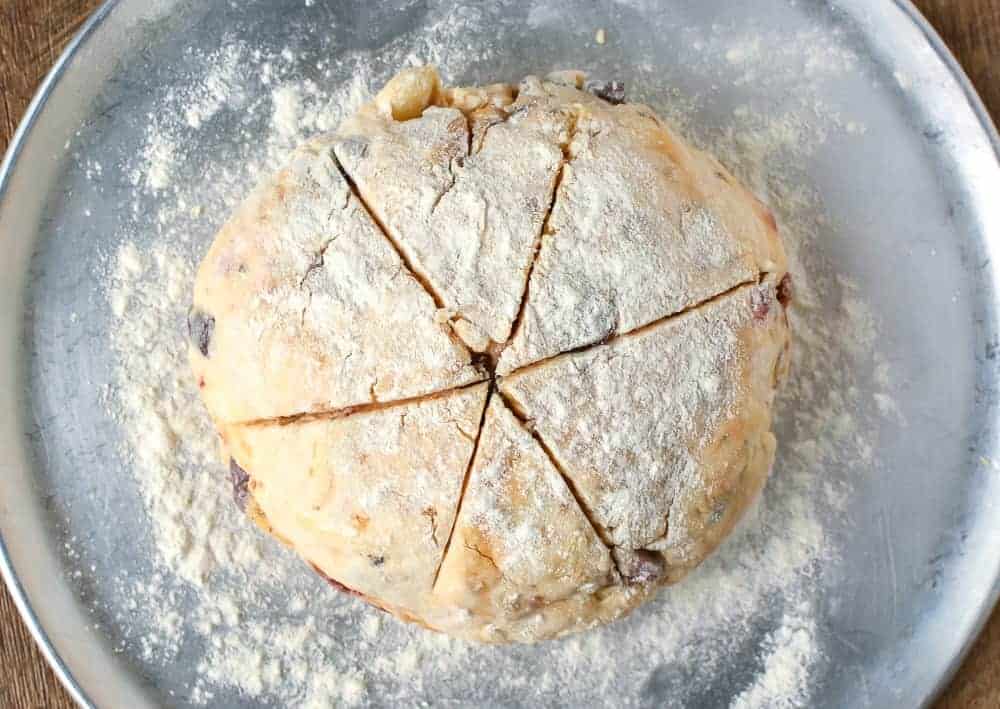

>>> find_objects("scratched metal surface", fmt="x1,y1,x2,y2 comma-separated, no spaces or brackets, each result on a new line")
1,1,1000,707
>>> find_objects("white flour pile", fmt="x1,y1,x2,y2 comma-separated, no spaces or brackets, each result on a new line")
98,7,892,708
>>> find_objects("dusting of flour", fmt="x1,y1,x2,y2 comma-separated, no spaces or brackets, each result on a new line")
99,9,893,709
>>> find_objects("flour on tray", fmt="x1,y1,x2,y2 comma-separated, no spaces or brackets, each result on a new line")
100,10,891,708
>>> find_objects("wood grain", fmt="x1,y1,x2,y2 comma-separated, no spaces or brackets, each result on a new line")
0,0,997,707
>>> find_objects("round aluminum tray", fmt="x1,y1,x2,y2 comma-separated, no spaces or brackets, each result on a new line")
2,1,999,707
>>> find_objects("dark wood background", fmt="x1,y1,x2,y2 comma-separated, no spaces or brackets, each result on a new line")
1,0,998,706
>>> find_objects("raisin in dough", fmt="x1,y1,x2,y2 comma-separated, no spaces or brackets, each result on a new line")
190,66,792,643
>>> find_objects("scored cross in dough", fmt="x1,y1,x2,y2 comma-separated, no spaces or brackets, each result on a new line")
500,282,789,578
333,79,570,352
223,383,489,622
432,396,618,641
496,77,786,375
189,136,482,424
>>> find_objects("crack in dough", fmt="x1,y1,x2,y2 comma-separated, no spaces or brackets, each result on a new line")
238,380,490,428
432,395,623,642
432,384,494,590
500,274,760,379
496,390,617,554
329,149,482,362
498,113,576,368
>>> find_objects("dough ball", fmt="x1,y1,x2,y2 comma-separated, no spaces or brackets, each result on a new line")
190,67,791,643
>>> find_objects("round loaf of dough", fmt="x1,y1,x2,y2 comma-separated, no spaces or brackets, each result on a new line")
189,67,791,643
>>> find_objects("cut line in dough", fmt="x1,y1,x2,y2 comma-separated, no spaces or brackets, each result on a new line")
499,281,788,561
495,389,619,561
498,273,761,379
223,381,491,620
189,135,482,425
332,155,450,313
432,383,495,589
237,276,762,441
333,82,570,354
239,378,490,428
498,112,578,369
495,76,786,375
430,395,620,641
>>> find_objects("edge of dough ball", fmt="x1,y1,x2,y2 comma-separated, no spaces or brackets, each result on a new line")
431,582,652,644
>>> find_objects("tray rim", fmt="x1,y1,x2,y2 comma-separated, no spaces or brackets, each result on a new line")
0,2,118,707
0,1,997,707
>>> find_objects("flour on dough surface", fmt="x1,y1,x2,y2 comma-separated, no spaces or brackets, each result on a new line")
433,396,617,641
498,78,785,374
501,282,787,565
191,136,481,424
334,89,567,351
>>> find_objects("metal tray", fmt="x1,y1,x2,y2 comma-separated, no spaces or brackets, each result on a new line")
2,1,1000,707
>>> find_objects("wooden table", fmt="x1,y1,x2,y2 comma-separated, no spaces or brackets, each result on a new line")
1,0,998,706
